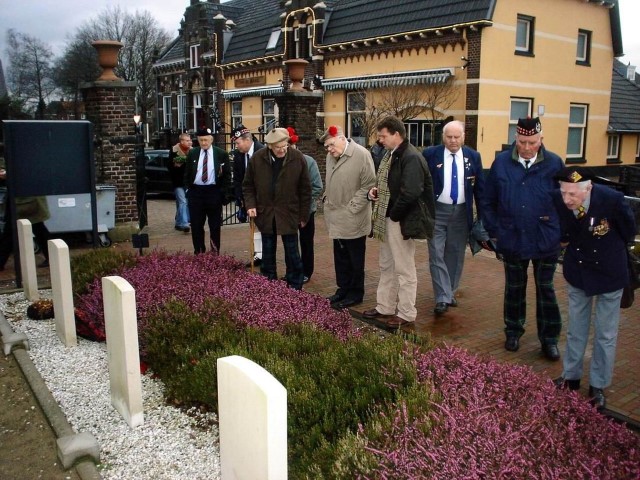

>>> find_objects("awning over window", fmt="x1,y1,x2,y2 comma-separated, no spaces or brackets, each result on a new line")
322,68,454,91
222,85,284,99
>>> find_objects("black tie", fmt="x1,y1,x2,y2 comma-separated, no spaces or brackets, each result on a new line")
524,160,531,170
245,153,249,169
201,150,209,183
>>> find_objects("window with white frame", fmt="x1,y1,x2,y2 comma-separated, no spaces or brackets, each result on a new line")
347,92,366,146
263,98,276,131
508,98,533,144
294,27,302,59
566,104,588,159
307,24,314,57
177,94,187,131
192,93,202,129
163,96,172,129
576,29,591,66
515,14,535,55
231,101,243,128
606,134,620,161
190,44,200,69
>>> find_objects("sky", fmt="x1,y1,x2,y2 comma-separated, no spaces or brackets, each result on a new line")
0,0,639,77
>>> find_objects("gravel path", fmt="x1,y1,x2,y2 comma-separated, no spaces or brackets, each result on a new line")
2,291,221,480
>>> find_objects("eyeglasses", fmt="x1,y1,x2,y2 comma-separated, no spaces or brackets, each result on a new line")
324,142,338,151
272,143,289,151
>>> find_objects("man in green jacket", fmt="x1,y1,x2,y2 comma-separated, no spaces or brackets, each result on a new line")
363,116,435,327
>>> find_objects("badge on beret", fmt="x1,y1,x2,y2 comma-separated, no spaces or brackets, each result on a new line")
232,125,250,138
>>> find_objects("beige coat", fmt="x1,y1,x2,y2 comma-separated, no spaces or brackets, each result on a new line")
323,140,376,239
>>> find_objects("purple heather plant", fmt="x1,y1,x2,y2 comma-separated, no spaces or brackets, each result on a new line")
361,345,640,479
75,251,355,351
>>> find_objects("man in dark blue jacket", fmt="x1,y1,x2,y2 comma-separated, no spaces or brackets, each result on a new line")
482,117,564,360
423,120,485,315
552,167,636,410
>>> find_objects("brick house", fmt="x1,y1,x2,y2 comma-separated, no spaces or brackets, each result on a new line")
152,0,638,171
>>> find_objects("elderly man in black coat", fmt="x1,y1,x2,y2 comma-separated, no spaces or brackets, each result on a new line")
552,167,636,410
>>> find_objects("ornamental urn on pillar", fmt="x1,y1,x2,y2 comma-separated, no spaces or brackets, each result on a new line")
92,40,124,81
284,58,309,91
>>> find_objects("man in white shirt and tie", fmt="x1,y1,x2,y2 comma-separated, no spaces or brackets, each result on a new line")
422,120,485,315
184,127,232,254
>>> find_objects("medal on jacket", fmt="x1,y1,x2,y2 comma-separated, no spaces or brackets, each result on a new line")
592,218,609,236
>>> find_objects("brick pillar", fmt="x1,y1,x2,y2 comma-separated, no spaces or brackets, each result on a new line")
82,80,140,240
275,90,324,168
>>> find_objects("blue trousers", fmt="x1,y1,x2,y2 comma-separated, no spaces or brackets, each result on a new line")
174,187,190,228
562,285,623,389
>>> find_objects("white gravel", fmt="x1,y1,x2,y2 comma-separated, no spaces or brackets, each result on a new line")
1,291,221,480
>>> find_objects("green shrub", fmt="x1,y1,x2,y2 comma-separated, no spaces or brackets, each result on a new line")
144,300,434,479
70,248,137,296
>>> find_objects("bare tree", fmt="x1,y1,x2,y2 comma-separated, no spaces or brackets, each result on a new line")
354,77,460,145
62,6,171,123
6,29,56,118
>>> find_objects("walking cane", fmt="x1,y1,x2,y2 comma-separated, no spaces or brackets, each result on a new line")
249,217,255,274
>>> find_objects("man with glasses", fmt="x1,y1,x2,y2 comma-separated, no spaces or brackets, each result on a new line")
242,128,311,289
321,125,376,309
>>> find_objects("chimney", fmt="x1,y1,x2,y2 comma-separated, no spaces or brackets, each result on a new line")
627,63,637,81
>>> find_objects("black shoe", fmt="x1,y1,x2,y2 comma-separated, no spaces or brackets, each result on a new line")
327,293,346,305
542,343,560,361
303,276,310,284
588,386,606,410
246,257,262,268
554,377,580,391
433,302,449,315
505,336,520,352
335,298,363,309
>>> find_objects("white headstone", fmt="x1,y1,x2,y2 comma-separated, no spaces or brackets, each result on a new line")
48,239,76,347
16,219,39,301
102,276,144,428
217,355,287,480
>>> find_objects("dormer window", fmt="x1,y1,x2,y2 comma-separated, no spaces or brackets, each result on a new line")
266,29,280,51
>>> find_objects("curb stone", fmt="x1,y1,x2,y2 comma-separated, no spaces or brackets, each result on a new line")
1,312,102,479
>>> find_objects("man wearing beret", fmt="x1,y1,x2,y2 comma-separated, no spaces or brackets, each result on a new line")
231,124,264,266
184,127,233,254
481,117,564,360
242,127,311,290
552,167,636,410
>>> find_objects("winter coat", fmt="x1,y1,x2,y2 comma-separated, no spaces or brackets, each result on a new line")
242,147,311,235
386,139,435,240
323,140,376,239
303,153,323,215
552,184,636,296
481,144,564,259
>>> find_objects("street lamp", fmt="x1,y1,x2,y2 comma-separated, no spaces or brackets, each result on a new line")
133,114,148,229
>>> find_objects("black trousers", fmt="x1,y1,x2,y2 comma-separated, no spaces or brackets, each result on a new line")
298,212,315,279
187,184,223,254
333,235,367,302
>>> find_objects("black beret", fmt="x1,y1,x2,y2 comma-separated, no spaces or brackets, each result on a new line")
554,166,593,183
516,117,542,136
196,127,213,136
231,125,251,139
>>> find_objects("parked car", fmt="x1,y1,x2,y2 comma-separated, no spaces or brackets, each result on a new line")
144,149,173,194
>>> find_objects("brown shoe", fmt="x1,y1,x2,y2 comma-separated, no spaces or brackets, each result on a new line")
362,308,391,319
384,315,409,327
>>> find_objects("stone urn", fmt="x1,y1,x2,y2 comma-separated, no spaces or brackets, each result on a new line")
284,58,309,91
92,40,124,81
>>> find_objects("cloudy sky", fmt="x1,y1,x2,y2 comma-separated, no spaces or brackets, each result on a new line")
1,0,639,75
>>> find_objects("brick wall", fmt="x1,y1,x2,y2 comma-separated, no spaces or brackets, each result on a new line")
82,82,139,225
